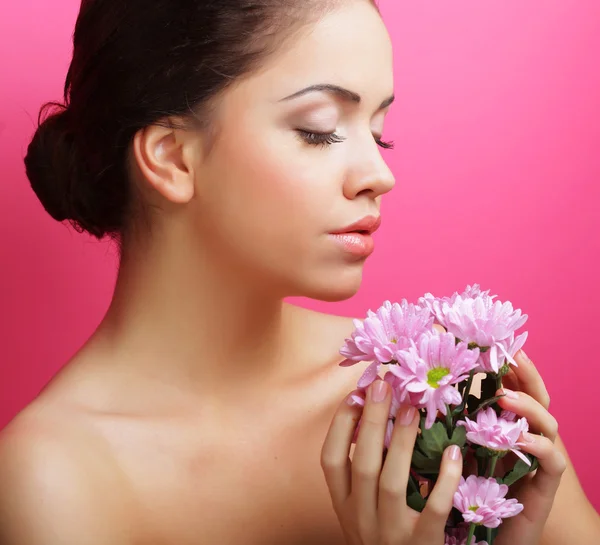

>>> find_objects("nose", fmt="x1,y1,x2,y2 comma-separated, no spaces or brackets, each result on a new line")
342,141,396,201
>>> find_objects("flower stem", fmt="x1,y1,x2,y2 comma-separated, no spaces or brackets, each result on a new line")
467,523,476,545
487,526,493,545
464,370,475,398
495,374,502,391
458,370,476,412
489,455,498,478
445,404,453,435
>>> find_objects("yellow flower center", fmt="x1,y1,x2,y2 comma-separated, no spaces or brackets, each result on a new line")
427,367,450,389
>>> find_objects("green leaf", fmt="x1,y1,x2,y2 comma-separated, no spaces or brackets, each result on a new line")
450,424,467,447
411,420,468,474
502,454,540,486
411,450,442,474
411,449,430,467
408,473,420,495
417,421,449,458
407,491,426,512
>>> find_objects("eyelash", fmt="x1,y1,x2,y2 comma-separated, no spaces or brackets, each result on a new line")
297,130,395,150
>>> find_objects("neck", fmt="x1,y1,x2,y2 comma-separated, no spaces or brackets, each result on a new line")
90,225,305,399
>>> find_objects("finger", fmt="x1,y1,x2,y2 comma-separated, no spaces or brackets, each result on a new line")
351,380,392,526
414,445,463,542
496,388,559,441
491,433,566,545
511,350,551,409
321,391,365,510
377,404,419,532
500,367,521,392
519,432,567,497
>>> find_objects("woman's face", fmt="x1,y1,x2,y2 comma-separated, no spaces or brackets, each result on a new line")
191,0,395,301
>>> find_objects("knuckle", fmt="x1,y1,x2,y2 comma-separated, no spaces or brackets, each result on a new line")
353,463,381,481
538,435,554,449
547,416,559,438
542,393,551,410
554,451,568,475
379,480,405,499
360,410,388,427
426,498,449,518
320,453,344,472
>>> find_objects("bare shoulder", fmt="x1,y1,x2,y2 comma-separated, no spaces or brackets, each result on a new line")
292,305,368,388
0,404,136,545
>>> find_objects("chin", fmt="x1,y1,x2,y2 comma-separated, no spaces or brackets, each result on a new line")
294,269,365,302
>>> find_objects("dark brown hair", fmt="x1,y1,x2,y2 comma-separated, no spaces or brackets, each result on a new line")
24,0,371,240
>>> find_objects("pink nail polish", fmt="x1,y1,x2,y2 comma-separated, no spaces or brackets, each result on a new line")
519,349,530,362
346,393,363,407
448,445,461,460
398,406,416,426
370,381,388,403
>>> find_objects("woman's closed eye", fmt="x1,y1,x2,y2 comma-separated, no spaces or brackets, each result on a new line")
296,130,394,150
296,130,346,148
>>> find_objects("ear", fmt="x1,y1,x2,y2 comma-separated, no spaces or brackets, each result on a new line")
131,121,200,204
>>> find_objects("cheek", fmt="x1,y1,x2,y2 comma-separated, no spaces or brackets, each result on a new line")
212,131,334,232
199,128,339,268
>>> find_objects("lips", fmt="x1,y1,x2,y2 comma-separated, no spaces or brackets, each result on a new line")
331,215,381,235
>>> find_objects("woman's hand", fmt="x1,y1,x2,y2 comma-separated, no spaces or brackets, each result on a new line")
321,379,463,545
493,349,567,545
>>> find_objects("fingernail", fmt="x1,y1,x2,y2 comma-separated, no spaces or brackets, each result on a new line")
501,388,519,400
398,405,416,426
523,431,536,443
519,349,530,362
370,381,388,403
346,393,364,407
447,445,461,461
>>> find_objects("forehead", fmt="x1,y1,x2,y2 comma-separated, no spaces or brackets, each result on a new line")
236,2,394,106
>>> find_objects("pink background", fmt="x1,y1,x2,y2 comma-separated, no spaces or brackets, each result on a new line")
1,1,599,508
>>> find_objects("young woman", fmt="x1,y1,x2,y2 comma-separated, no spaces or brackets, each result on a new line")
1,1,598,544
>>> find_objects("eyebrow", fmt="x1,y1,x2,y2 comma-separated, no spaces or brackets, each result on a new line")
280,83,395,111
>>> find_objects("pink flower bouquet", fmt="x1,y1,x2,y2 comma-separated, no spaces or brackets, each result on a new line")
339,285,538,545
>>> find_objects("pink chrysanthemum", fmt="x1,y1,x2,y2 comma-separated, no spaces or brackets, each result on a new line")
479,331,528,375
500,410,517,421
388,331,480,429
453,475,524,528
425,292,528,374
457,407,531,466
419,284,494,323
339,300,433,388
445,527,488,545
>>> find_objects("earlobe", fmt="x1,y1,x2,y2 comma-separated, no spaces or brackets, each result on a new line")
132,125,196,205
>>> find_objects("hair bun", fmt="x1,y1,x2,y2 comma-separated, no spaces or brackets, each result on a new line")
24,106,80,224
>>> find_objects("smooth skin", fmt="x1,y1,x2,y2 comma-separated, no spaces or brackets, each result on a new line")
1,1,598,544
